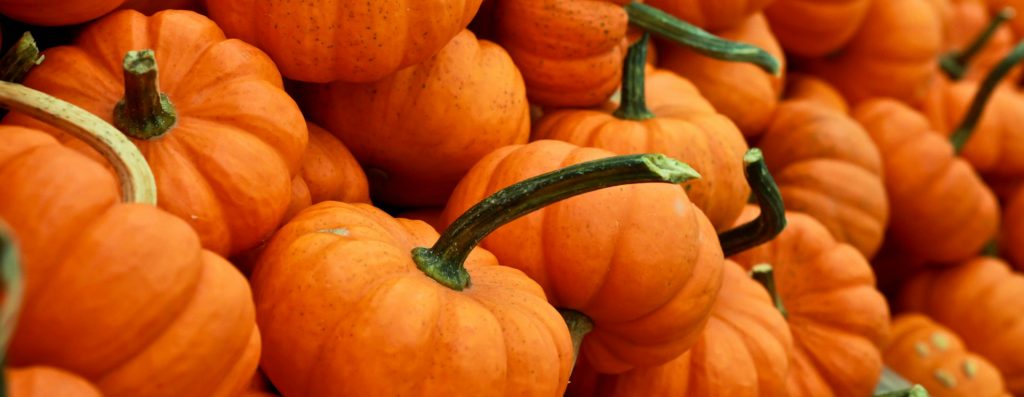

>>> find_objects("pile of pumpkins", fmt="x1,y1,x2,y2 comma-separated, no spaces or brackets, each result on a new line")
2,0,1024,396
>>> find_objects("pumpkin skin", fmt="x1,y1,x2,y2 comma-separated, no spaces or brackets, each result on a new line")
884,314,1009,397
494,0,630,107
783,74,851,113
806,0,944,105
7,367,103,397
658,13,785,137
250,202,573,396
0,126,260,397
534,67,750,231
293,122,370,208
1001,188,1024,271
852,98,998,263
765,0,871,57
900,258,1024,394
731,208,890,397
120,0,200,13
644,0,774,30
2,10,307,257
987,0,1024,38
942,0,1016,81
758,99,889,259
302,29,529,207
206,0,482,83
441,140,724,374
564,260,792,397
0,0,123,26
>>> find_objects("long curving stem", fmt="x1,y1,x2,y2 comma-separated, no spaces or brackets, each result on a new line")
613,32,655,121
750,264,788,319
940,8,1016,81
950,39,1024,153
0,222,23,397
625,2,780,75
413,154,701,290
0,81,157,205
113,49,177,140
560,309,594,372
718,149,786,257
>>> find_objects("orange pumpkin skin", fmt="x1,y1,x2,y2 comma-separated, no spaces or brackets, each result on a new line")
120,0,200,13
987,0,1024,38
784,74,850,113
885,314,1009,397
1002,187,1024,271
644,0,774,30
441,140,724,374
250,202,573,396
302,29,530,207
759,100,889,259
7,367,103,397
0,126,260,397
565,260,792,397
765,0,871,57
731,209,890,397
900,258,1024,393
534,68,750,231
806,0,944,105
852,99,998,263
2,10,307,257
944,0,1016,81
0,0,123,25
206,0,481,83
495,0,630,107
658,13,785,137
295,122,369,206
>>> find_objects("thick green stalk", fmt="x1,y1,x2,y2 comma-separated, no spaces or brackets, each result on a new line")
0,222,24,397
749,264,787,319
113,49,177,140
413,154,701,290
875,366,914,394
951,39,1024,153
613,32,655,121
625,2,780,75
0,32,42,84
718,149,786,257
874,385,930,397
940,8,1016,81
560,309,594,372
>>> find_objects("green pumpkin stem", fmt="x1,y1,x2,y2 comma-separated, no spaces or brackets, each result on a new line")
873,385,930,397
750,264,788,319
718,149,786,257
113,49,177,140
950,39,1024,153
559,309,594,372
624,2,780,75
614,32,655,121
940,8,1016,81
413,154,702,290
0,222,24,397
0,32,42,85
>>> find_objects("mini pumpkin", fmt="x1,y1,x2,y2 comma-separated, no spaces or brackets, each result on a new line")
765,0,872,57
643,0,774,30
6,367,104,397
0,0,122,25
1000,187,1024,271
289,122,369,211
938,5,1016,81
783,74,851,113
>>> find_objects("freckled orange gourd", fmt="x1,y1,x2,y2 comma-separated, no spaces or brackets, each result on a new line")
284,122,369,220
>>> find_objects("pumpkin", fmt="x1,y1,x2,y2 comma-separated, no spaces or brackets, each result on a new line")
564,260,793,397
758,90,889,259
885,314,1009,397
2,10,308,257
250,151,699,396
1001,187,1024,270
765,0,872,57
658,13,785,137
852,98,998,263
644,0,774,30
0,80,260,396
987,0,1024,38
0,0,122,26
301,29,529,207
783,74,851,113
939,5,1016,81
900,257,1024,394
731,209,891,397
534,34,750,231
290,122,369,210
805,0,944,105
6,367,104,397
205,0,482,83
120,0,201,13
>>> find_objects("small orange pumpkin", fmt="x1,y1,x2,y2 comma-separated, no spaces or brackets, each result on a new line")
643,0,774,30
783,73,851,113
6,367,104,397
287,122,369,214
938,4,1016,81
765,0,872,57
0,0,122,26
1000,186,1024,270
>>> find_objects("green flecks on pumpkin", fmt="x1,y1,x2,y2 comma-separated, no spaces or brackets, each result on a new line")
319,228,350,236
931,332,951,351
962,359,978,379
914,342,930,358
934,369,957,388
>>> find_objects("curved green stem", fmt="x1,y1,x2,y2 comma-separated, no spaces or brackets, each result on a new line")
876,366,914,394
951,39,1024,153
874,385,930,397
113,49,177,140
625,2,780,75
413,154,701,290
718,149,786,257
0,32,42,85
749,264,787,319
940,8,1016,81
559,309,594,372
0,222,24,397
613,32,654,121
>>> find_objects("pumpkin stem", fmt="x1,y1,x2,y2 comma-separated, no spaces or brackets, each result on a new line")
0,222,24,397
613,32,655,121
0,81,157,204
873,385,930,397
559,309,594,372
876,365,915,393
0,32,42,85
413,154,702,290
950,39,1024,153
113,49,177,140
718,149,786,257
624,2,780,76
749,264,788,319
940,8,1016,81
